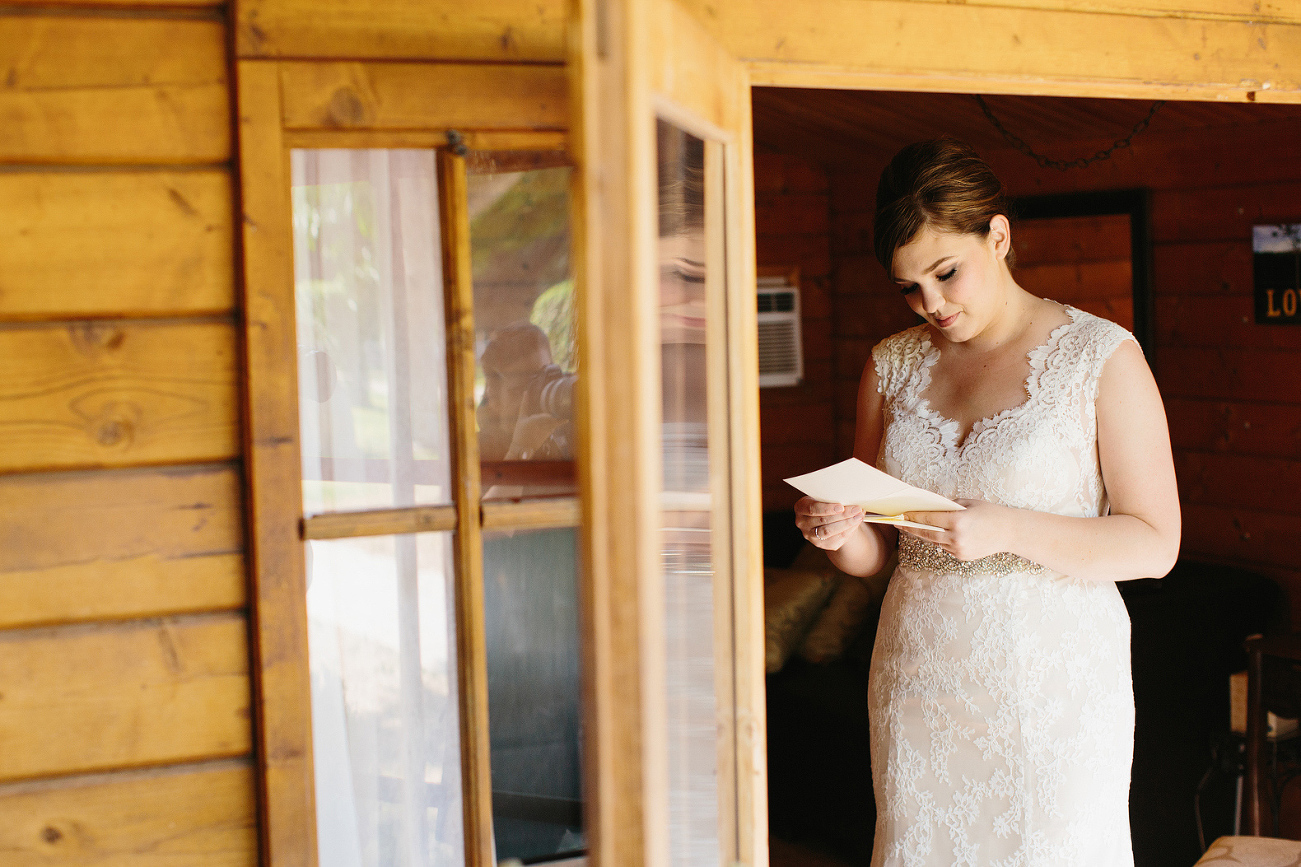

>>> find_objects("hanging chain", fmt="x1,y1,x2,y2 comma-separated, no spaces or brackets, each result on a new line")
972,95,1165,171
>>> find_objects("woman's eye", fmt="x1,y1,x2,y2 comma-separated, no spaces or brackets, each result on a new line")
937,267,957,283
898,284,918,296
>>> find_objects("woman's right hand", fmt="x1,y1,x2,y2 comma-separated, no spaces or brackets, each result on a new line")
795,497,864,551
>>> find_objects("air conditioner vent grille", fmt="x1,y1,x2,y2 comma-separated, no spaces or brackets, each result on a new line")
757,275,802,388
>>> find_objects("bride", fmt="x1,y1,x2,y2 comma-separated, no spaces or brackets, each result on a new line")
794,138,1181,866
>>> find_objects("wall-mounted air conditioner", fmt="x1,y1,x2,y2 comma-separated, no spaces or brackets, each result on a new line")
757,271,803,388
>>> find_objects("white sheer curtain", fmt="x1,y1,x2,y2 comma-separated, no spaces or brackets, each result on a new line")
291,149,464,867
291,149,452,516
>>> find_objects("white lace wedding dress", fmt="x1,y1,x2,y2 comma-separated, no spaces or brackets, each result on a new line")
868,306,1137,867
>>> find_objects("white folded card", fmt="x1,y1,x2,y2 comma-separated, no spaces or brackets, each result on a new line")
784,458,963,531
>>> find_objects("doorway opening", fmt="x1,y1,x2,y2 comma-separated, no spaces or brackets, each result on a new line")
751,87,1301,867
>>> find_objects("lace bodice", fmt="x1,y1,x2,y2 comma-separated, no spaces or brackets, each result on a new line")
873,306,1135,523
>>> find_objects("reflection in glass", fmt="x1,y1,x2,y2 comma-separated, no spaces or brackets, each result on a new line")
468,153,577,499
658,120,721,865
291,150,452,515
306,532,463,867
482,527,584,862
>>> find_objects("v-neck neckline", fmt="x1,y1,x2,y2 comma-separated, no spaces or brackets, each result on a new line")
915,304,1078,453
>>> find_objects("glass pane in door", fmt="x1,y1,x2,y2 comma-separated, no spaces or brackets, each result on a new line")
467,152,577,499
306,532,463,867
481,526,584,862
657,119,722,865
291,149,453,515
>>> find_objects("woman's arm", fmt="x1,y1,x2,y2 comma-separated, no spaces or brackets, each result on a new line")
908,339,1181,582
793,357,896,577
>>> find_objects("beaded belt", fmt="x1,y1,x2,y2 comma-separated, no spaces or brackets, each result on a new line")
897,533,1047,578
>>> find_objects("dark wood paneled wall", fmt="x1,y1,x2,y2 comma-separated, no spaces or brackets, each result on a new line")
760,114,1301,611
754,151,839,510
0,4,258,864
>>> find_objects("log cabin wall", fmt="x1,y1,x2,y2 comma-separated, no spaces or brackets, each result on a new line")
0,2,259,863
754,151,836,510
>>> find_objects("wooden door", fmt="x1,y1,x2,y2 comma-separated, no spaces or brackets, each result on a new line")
236,60,577,867
570,1,765,865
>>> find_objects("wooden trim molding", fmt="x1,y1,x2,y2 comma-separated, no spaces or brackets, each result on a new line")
301,505,458,540
437,148,496,867
234,58,318,867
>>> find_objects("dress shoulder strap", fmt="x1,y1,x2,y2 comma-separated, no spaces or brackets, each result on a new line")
872,325,931,400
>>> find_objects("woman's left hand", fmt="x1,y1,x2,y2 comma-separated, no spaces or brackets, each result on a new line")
903,499,1016,562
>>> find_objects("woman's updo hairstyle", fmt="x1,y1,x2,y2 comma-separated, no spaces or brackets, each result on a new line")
873,137,1014,271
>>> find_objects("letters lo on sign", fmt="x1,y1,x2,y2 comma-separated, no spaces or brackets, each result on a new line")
1254,224,1301,325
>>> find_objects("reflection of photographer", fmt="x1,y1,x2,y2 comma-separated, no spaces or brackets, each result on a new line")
478,322,576,462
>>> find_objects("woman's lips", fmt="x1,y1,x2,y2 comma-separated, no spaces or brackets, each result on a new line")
934,311,959,328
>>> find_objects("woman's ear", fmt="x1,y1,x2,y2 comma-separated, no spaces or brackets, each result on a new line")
988,214,1012,261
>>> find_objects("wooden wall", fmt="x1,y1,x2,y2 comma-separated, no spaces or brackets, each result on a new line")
763,110,1301,608
0,4,258,865
754,151,839,510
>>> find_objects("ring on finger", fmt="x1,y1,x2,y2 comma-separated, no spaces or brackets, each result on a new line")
815,525,823,540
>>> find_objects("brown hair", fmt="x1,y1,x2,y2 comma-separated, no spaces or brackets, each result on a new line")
873,137,1014,271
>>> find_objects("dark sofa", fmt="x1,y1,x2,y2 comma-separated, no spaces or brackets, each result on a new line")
762,510,1287,867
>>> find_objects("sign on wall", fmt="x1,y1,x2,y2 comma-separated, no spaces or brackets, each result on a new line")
1254,224,1301,324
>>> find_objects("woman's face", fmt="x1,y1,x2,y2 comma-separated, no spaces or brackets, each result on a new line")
890,216,1011,344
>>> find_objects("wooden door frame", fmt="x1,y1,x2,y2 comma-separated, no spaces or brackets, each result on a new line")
234,57,567,867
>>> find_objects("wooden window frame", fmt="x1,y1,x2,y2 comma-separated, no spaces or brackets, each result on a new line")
235,58,570,867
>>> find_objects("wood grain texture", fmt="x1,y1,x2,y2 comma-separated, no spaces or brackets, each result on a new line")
0,322,238,472
0,171,234,320
480,497,579,530
1176,451,1301,513
236,0,564,61
0,614,252,783
0,762,257,867
1165,398,1301,459
682,0,1301,100
0,464,244,629
1156,293,1301,351
302,504,457,539
235,59,316,867
278,62,566,132
1154,346,1301,402
0,17,229,164
437,149,494,867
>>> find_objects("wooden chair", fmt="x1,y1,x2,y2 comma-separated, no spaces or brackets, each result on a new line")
1244,633,1301,835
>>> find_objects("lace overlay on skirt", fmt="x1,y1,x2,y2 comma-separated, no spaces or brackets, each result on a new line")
867,306,1138,867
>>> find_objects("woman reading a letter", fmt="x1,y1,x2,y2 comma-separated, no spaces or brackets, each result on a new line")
795,138,1181,866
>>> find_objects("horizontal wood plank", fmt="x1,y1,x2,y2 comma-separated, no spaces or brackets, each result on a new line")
690,0,1301,99
1166,398,1301,459
1176,451,1301,514
282,129,568,152
0,171,234,320
754,193,830,236
238,0,564,61
1156,294,1301,351
1153,346,1301,402
759,401,834,446
0,17,229,164
0,463,245,628
1013,215,1131,264
302,504,457,539
1152,181,1301,244
0,614,252,782
0,321,238,472
278,61,565,132
1181,503,1301,572
1153,241,1253,296
1014,261,1132,302
481,496,579,530
0,762,257,867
